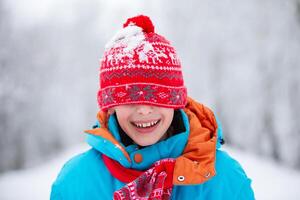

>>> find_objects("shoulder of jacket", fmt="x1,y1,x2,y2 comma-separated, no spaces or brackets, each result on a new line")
50,148,104,199
215,150,254,198
234,176,255,200
199,150,255,199
52,148,103,185
215,150,248,178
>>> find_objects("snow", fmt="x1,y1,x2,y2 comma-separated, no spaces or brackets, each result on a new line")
0,144,299,200
104,23,171,66
0,144,90,200
223,146,300,200
104,25,161,66
105,25,144,52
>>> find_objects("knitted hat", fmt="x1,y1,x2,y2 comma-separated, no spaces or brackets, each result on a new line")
98,15,187,111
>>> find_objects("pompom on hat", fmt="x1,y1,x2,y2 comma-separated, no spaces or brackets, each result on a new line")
98,15,187,111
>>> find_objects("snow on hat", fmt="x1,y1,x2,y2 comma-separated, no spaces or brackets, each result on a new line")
98,15,187,111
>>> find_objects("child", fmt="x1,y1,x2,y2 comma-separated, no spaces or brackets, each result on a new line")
50,15,255,200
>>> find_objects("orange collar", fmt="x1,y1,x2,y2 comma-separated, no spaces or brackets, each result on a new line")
173,97,217,185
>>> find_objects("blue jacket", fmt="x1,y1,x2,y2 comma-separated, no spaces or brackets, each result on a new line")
51,101,255,199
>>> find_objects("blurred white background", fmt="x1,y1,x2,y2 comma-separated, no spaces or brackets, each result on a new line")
1,0,300,199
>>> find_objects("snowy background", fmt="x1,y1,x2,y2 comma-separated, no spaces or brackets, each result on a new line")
1,0,300,199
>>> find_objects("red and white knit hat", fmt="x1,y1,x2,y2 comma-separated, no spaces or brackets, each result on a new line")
98,15,187,111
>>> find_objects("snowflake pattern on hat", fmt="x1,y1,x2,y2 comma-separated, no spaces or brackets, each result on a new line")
128,85,156,101
99,84,186,110
100,88,115,105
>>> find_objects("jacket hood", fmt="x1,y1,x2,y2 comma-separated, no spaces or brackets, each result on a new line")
85,97,221,185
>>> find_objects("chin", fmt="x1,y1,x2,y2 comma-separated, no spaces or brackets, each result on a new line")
135,140,157,147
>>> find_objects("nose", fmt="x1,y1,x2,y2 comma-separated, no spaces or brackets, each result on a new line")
136,105,153,115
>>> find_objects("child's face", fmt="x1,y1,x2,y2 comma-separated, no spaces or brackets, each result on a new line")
111,104,174,146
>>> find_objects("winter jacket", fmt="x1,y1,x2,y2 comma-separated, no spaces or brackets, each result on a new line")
50,97,255,199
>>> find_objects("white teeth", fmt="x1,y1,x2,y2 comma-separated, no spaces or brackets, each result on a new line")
133,120,159,128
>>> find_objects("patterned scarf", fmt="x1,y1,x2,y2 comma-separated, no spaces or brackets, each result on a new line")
103,155,175,200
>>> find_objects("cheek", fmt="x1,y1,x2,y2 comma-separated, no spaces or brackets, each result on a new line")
164,111,174,123
115,112,130,130
160,112,174,131
164,117,173,130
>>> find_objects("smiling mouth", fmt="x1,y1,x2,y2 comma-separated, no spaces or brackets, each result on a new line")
131,119,161,129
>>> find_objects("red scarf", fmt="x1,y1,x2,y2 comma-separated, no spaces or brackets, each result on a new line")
102,155,175,200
